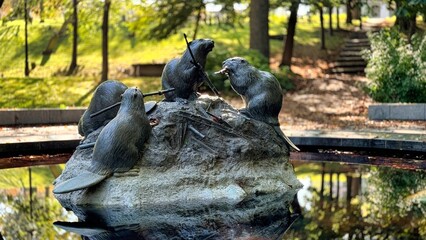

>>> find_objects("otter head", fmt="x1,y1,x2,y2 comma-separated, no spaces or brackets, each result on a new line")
119,87,146,112
187,39,215,66
220,57,250,77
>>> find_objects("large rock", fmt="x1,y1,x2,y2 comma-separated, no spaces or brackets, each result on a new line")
54,96,302,211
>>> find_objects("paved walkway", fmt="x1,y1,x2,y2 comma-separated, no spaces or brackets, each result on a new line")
1,124,425,157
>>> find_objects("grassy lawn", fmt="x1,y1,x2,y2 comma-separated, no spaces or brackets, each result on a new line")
0,12,351,108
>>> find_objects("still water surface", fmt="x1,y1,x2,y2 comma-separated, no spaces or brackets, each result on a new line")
0,159,425,239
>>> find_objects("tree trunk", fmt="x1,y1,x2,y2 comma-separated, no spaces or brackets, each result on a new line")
328,6,333,36
319,6,326,50
193,1,204,40
101,0,111,82
346,175,352,209
395,6,417,40
39,0,44,23
336,5,340,30
24,0,30,76
67,0,78,75
346,0,352,24
280,0,299,68
249,0,270,60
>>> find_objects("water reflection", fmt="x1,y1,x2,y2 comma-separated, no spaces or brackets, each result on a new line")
287,161,426,239
0,166,78,240
53,191,298,240
0,161,425,239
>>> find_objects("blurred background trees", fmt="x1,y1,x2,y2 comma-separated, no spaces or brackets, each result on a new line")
0,0,424,106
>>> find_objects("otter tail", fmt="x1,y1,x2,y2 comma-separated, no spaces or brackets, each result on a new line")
53,172,107,194
273,126,300,152
53,222,108,237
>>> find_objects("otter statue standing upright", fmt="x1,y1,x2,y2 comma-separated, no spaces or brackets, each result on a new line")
161,38,214,102
53,87,151,194
218,57,300,151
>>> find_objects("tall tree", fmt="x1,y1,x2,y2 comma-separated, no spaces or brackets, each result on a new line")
192,0,204,40
280,0,299,67
328,4,333,35
101,0,111,82
319,5,326,49
39,0,44,23
249,0,270,60
67,0,78,75
24,0,30,76
336,2,340,30
345,0,352,24
392,0,425,39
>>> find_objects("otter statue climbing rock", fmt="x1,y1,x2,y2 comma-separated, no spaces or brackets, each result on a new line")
78,80,128,137
218,57,300,151
161,38,214,102
54,87,151,194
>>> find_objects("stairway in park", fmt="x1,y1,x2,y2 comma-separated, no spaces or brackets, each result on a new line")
331,31,370,74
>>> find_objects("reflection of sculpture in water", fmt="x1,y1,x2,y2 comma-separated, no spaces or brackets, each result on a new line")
54,88,151,194
217,57,300,151
54,192,299,240
161,38,215,102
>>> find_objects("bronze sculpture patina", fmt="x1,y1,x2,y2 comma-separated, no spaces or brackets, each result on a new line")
161,35,217,102
217,57,300,151
54,87,151,194
78,80,128,137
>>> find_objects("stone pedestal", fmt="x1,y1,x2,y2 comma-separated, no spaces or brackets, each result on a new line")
54,96,302,238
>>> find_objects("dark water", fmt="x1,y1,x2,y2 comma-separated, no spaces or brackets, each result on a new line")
0,159,425,240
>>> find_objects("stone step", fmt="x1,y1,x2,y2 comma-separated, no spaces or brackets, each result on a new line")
331,66,366,74
336,56,366,62
342,46,369,51
339,51,363,57
332,61,366,67
344,43,369,48
346,38,369,44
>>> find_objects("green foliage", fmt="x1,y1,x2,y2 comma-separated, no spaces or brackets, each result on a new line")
0,192,78,239
272,66,295,91
366,167,426,235
363,29,426,103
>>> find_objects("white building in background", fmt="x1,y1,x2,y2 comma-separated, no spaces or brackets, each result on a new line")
367,1,394,18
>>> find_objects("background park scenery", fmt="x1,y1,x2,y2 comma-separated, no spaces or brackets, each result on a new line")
0,0,426,239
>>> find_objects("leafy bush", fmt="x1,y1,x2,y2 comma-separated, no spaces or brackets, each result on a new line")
363,29,426,103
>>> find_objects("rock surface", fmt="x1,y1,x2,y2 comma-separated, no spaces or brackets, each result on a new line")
54,96,302,211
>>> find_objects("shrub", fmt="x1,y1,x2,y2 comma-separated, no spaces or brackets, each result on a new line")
363,29,426,103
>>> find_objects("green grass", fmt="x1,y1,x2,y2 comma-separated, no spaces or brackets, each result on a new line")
0,166,58,189
0,12,350,108
0,76,162,108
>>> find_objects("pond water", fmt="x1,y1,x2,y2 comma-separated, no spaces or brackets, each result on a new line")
0,158,425,239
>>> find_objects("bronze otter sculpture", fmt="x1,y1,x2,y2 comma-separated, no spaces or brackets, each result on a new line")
161,38,214,102
78,80,128,137
218,57,300,151
54,87,151,194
